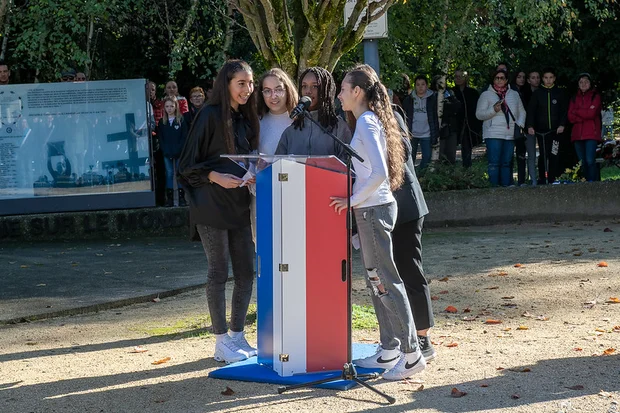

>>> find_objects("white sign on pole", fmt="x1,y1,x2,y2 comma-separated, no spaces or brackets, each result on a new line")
344,0,389,40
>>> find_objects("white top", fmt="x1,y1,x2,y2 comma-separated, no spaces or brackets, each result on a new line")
350,111,395,208
476,86,526,140
259,111,292,155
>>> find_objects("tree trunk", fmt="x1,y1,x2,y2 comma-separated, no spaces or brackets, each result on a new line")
229,0,399,79
85,16,94,78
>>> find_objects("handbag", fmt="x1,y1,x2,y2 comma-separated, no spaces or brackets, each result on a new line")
499,93,524,140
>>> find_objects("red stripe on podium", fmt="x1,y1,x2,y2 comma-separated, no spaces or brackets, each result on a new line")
305,166,348,372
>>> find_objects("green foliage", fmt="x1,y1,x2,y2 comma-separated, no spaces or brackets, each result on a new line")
557,161,586,183
351,304,378,330
417,158,491,192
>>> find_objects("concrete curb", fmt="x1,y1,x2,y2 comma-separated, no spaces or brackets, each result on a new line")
0,283,205,326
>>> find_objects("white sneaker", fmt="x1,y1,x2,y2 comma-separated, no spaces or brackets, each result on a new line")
353,346,400,370
214,335,249,364
231,331,257,357
382,350,427,381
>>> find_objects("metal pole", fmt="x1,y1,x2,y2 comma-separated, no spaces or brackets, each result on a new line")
363,39,380,76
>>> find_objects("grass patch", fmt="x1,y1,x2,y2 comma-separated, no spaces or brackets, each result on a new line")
352,304,378,330
601,165,620,181
135,314,212,337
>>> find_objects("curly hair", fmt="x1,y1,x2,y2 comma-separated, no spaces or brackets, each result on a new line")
257,68,299,118
293,66,338,131
209,60,259,153
344,64,404,190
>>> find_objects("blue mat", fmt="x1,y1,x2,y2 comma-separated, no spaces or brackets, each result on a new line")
209,343,383,390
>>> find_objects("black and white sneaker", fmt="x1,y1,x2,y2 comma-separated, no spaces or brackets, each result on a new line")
418,335,437,361
382,350,427,380
353,346,400,370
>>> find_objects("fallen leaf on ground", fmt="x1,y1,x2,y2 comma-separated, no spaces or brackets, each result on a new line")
606,297,620,304
131,346,148,353
603,228,613,232
485,319,502,324
597,261,608,267
485,286,499,290
522,311,533,318
602,348,615,356
598,390,613,398
151,357,171,365
152,297,161,303
462,307,471,313
431,296,439,301
517,325,529,330
502,327,512,331
574,347,583,351
445,342,458,347
509,367,531,373
496,367,504,370
439,277,450,282
450,387,467,398
439,290,449,294
501,296,515,299
221,387,235,396
536,315,549,321
613,326,620,332
480,383,489,387
463,316,478,321
595,328,607,333
565,385,584,390
511,393,521,399
445,305,458,313
513,263,523,268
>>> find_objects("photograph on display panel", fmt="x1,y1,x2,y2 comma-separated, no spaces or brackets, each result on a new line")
0,79,151,200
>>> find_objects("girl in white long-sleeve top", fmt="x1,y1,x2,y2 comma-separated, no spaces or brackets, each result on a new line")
330,64,426,381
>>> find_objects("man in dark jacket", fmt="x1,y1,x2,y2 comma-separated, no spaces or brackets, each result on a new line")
526,67,568,184
403,75,439,169
452,70,481,168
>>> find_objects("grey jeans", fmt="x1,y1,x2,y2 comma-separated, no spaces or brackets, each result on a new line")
196,224,254,335
354,202,419,353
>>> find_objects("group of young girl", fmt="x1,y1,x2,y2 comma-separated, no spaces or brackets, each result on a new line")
176,60,434,381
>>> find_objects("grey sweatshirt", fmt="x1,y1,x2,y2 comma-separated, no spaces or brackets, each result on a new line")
275,111,352,161
411,89,434,138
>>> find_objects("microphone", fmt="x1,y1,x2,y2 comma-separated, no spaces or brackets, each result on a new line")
289,96,312,119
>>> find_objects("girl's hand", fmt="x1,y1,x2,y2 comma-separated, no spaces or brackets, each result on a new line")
329,197,348,215
209,171,244,189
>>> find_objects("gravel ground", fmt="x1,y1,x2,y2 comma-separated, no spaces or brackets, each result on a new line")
1,221,619,413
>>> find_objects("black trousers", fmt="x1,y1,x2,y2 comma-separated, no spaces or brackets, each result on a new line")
392,217,434,331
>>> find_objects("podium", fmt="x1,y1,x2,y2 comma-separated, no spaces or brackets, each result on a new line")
225,155,349,377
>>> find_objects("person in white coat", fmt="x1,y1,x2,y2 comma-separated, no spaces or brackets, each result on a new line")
476,69,526,186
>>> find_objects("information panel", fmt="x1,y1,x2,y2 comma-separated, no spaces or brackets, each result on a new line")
0,79,151,203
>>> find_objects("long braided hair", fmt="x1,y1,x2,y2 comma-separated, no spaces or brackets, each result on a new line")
344,64,404,190
293,66,339,131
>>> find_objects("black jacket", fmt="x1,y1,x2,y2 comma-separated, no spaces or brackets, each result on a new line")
157,118,188,158
177,105,255,239
526,85,568,133
393,110,429,225
402,91,440,145
452,86,482,140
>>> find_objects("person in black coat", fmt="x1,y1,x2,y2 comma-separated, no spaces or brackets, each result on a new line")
177,59,260,365
392,108,435,361
157,95,189,206
452,69,482,168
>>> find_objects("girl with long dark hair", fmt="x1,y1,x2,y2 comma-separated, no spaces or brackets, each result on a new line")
178,60,260,364
331,64,426,381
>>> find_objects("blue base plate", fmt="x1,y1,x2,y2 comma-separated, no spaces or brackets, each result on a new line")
208,343,382,390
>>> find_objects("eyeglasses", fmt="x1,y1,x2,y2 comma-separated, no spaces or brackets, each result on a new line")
190,95,204,100
61,76,75,81
262,88,286,97
494,76,507,81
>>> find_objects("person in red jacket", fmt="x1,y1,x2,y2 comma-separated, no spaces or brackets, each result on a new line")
567,73,602,182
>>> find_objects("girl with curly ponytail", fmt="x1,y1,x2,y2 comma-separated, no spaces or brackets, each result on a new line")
330,64,426,381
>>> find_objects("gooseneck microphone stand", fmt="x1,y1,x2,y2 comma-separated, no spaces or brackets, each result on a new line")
276,110,396,404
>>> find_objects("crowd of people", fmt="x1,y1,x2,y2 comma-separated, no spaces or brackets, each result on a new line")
389,64,608,187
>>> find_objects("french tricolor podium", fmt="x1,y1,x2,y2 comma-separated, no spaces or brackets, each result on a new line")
255,156,349,376
210,155,354,386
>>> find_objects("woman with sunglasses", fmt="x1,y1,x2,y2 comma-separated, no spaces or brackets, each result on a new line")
476,69,525,186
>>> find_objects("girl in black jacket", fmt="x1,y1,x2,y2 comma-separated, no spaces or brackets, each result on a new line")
157,95,188,206
178,60,260,364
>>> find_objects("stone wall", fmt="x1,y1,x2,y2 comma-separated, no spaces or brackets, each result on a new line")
1,181,619,242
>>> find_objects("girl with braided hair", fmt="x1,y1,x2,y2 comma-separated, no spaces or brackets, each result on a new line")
275,66,352,159
330,64,426,381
